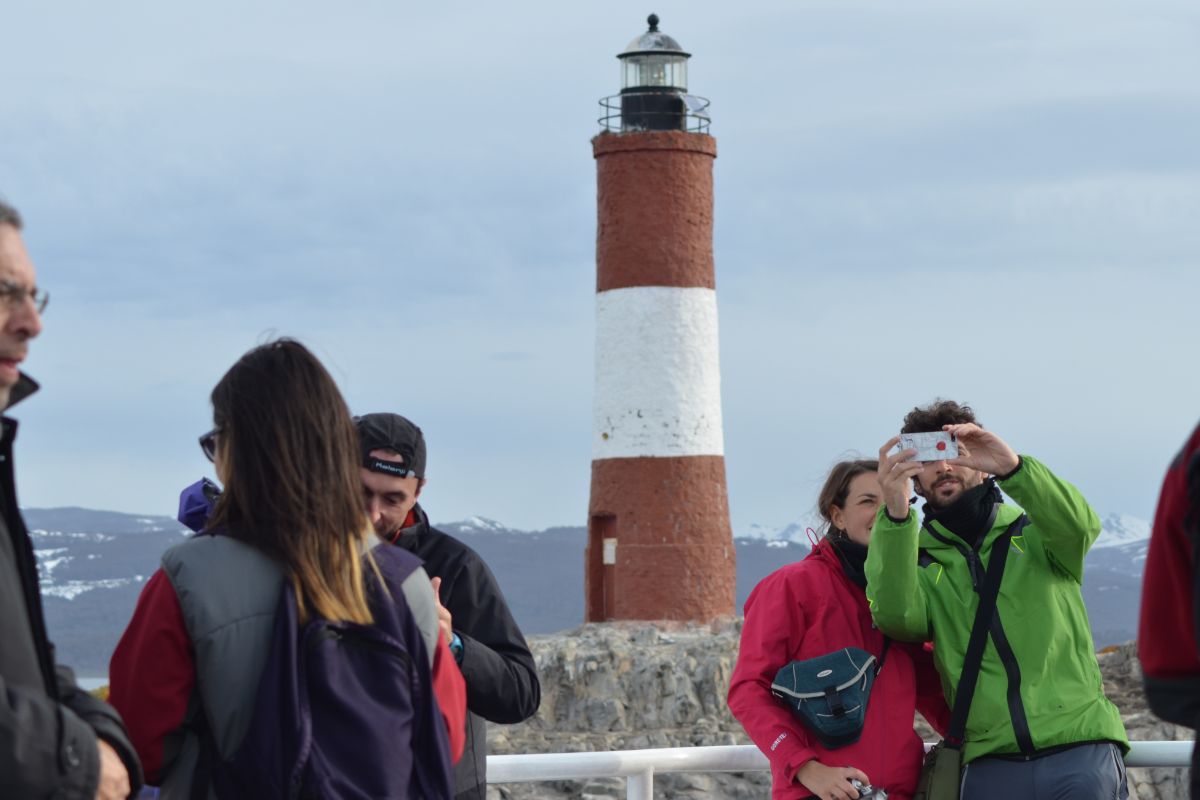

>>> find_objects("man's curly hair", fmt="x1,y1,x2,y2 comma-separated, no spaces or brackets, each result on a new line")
900,399,979,434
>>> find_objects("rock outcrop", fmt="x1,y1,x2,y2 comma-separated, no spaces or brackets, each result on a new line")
486,622,1193,799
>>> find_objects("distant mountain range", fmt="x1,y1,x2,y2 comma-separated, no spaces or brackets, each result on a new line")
741,511,1149,549
24,507,1151,677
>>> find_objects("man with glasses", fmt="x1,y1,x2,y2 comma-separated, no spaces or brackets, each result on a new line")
355,412,540,800
0,200,142,798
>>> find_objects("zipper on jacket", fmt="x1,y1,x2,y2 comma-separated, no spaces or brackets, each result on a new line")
964,550,980,590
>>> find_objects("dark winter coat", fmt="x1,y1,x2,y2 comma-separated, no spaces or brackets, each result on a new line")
392,504,541,799
0,374,143,798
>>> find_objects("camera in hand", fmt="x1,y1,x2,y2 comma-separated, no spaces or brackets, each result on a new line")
851,778,888,799
898,430,957,462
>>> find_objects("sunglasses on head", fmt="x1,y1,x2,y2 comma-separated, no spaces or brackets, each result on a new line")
199,428,220,463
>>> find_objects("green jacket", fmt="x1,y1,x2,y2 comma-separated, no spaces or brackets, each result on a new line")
865,456,1128,763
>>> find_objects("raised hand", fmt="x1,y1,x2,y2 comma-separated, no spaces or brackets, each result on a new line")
878,436,924,520
795,760,871,800
429,576,454,645
944,423,1019,477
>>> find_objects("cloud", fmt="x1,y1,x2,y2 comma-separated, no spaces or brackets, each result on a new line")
3,1,1197,530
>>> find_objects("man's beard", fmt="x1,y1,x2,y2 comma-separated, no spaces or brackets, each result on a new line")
923,476,966,510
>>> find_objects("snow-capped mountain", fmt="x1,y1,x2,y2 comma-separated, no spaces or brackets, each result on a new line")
441,516,517,535
26,506,1153,678
741,511,1152,549
739,520,820,544
1093,512,1152,549
26,508,190,603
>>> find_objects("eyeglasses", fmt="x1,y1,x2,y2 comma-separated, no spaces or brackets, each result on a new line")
0,279,49,314
199,428,220,463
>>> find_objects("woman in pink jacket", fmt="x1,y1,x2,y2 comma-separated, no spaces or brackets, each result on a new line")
728,459,949,800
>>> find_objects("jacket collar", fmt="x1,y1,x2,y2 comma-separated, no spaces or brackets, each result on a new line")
922,479,1002,548
392,502,430,543
822,533,868,588
809,536,863,587
922,501,1023,552
3,372,38,414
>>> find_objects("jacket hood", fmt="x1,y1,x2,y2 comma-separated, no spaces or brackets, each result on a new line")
3,372,38,412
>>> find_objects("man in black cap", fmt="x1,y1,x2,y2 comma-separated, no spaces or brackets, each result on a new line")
356,412,540,799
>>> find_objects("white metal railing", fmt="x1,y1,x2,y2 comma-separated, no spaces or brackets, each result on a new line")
488,742,1193,799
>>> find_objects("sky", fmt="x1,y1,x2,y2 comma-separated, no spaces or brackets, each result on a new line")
1,1,1197,534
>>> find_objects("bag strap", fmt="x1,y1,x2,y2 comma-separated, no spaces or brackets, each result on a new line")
875,636,891,675
941,514,1027,749
188,705,218,800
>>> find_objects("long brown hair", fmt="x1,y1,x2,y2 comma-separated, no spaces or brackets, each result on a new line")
817,459,879,538
206,339,374,624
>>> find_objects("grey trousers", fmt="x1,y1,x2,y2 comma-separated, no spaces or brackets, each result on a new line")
960,743,1128,800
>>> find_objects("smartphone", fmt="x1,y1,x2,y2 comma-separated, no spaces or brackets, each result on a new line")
898,431,958,462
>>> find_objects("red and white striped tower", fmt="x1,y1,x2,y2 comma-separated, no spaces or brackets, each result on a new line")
585,15,735,623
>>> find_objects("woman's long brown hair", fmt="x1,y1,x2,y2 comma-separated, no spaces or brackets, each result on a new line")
206,339,374,624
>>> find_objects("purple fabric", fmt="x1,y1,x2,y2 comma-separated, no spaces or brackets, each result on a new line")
177,478,220,533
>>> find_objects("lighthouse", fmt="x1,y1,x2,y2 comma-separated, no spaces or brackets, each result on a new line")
585,15,735,623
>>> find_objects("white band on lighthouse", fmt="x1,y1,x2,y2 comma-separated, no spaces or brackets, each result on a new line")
593,286,725,459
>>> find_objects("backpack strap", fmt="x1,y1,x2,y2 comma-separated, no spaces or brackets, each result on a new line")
187,706,217,800
943,515,1026,749
875,635,891,675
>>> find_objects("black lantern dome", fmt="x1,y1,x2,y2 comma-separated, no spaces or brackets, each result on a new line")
618,14,690,93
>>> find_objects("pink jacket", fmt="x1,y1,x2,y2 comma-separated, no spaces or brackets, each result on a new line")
728,539,949,799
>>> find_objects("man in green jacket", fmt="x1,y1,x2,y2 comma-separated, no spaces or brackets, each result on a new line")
866,399,1128,800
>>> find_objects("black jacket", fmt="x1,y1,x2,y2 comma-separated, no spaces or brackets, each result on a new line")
0,375,143,798
393,504,540,799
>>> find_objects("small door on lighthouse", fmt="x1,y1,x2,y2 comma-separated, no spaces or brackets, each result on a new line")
588,515,617,621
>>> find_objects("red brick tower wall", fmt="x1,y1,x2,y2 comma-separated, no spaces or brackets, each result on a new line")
586,130,736,623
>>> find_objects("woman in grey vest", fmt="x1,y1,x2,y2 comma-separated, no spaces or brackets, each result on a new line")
108,339,466,797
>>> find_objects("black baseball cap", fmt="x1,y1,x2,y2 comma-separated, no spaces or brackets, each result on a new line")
355,413,427,479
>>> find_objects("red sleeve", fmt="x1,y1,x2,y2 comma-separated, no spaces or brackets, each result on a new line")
911,642,950,736
726,573,816,787
432,637,467,763
108,569,195,785
1139,422,1200,677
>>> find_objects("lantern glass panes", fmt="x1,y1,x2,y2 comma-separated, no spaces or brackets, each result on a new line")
622,54,688,91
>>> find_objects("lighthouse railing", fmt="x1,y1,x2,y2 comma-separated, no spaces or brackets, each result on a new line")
487,741,1192,800
598,92,711,134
